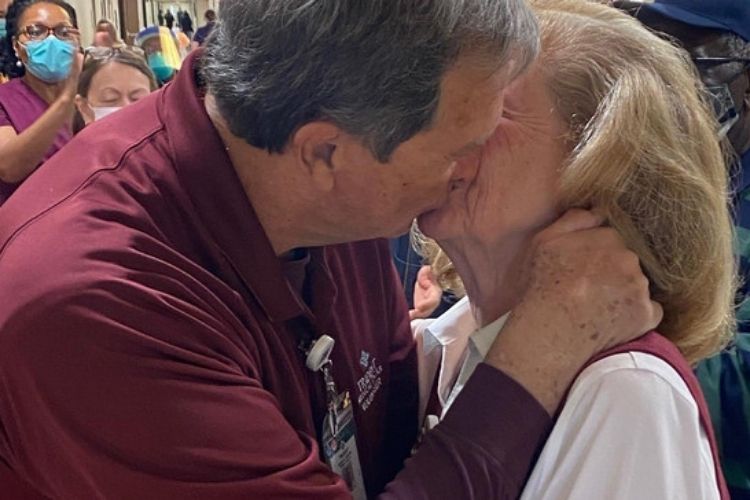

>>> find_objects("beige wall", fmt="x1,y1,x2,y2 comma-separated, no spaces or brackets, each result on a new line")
68,0,121,46
56,0,216,46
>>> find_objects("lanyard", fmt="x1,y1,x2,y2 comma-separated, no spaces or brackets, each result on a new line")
302,334,340,436
300,334,367,500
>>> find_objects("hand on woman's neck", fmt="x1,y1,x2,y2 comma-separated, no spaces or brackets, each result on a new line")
439,235,529,328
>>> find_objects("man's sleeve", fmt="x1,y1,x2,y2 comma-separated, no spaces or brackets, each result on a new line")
377,238,551,500
382,364,551,499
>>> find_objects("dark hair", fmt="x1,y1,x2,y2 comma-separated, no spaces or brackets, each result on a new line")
72,50,157,134
1,0,78,78
201,0,539,162
204,9,216,22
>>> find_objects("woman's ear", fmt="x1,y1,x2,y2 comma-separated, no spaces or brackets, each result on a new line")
74,95,95,126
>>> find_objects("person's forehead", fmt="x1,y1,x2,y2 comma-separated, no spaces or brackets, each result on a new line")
143,38,161,50
20,2,70,24
433,61,510,131
90,62,150,93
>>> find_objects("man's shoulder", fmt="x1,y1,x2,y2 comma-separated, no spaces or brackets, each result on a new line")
0,92,172,253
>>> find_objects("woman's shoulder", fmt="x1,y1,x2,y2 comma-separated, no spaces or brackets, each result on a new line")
572,351,695,407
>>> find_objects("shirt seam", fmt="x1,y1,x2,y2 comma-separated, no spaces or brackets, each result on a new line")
0,123,165,262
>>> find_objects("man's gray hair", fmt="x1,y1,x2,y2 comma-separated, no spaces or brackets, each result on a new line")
201,0,539,161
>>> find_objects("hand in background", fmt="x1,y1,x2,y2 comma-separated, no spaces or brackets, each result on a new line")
409,265,443,320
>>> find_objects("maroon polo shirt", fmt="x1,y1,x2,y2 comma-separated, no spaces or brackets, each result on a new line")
0,52,551,499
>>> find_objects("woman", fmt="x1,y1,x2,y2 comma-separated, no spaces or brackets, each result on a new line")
135,25,180,87
0,0,81,205
93,18,119,47
415,0,734,498
72,47,157,134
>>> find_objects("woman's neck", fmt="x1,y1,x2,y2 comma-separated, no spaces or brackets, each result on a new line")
439,234,529,328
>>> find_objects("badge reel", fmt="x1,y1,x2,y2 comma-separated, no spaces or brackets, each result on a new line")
305,335,367,500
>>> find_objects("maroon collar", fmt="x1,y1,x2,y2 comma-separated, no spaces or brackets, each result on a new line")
159,51,337,325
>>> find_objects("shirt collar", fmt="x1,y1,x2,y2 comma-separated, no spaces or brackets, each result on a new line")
471,312,509,359
422,297,475,352
159,50,337,325
423,296,510,358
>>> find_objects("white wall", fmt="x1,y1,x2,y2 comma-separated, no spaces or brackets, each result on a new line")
69,0,124,46
68,0,95,47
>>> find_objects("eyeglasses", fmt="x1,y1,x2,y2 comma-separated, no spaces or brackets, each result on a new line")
84,45,143,61
84,45,125,60
693,56,750,67
692,56,750,85
20,23,79,41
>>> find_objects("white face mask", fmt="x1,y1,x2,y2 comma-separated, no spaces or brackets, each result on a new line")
92,106,122,121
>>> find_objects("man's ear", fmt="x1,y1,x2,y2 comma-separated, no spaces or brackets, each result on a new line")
291,121,342,192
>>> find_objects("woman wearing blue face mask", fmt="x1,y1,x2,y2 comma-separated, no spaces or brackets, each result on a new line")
0,0,82,205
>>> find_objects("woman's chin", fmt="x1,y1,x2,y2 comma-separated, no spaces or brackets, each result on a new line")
416,208,457,241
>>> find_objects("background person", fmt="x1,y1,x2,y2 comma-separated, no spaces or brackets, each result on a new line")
135,25,179,86
190,8,214,49
72,47,156,133
613,1,750,496
415,0,733,497
0,0,12,82
91,18,119,48
163,9,173,30
0,0,81,205
178,9,192,39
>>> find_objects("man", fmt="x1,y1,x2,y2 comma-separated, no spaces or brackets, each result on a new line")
0,1,661,498
614,1,750,497
191,8,215,49
179,9,193,39
163,8,173,30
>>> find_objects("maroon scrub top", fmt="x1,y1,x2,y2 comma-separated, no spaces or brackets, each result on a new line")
0,77,73,205
0,51,550,499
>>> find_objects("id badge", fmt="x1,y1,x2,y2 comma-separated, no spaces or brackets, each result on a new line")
322,391,367,500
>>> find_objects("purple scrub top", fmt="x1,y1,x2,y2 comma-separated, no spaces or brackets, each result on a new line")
0,78,72,205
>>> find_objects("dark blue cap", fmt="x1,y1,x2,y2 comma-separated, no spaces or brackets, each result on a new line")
638,0,750,42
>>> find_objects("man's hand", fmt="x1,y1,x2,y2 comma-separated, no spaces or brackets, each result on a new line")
409,265,443,320
484,209,663,414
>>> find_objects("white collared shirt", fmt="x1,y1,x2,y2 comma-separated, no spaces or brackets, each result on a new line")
411,299,720,499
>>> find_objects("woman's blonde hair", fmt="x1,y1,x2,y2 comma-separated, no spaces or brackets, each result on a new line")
420,0,737,364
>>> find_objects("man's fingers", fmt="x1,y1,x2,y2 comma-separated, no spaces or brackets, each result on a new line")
537,209,606,242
